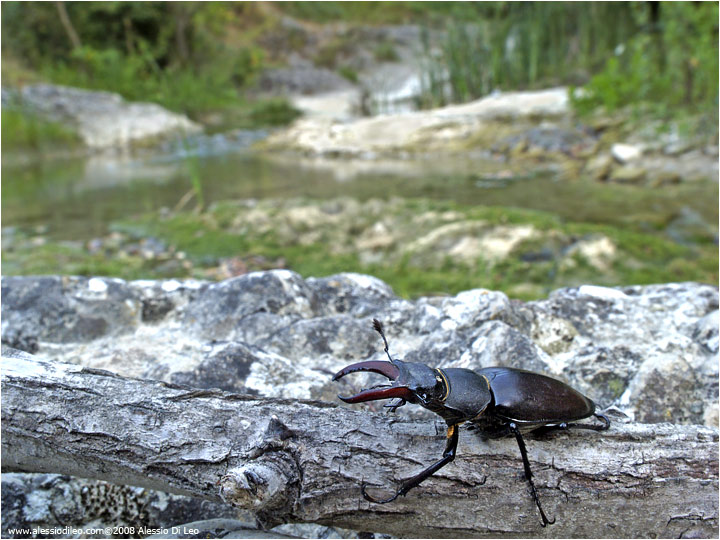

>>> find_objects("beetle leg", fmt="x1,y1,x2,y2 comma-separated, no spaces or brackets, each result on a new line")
556,413,611,432
557,413,610,432
362,423,460,504
591,413,611,430
533,413,611,437
509,422,555,527
384,398,406,413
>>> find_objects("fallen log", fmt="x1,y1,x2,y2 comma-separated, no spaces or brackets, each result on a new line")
2,350,717,538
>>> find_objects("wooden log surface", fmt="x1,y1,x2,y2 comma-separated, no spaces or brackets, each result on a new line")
2,351,718,538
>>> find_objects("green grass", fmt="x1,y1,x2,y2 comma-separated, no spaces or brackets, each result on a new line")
276,2,487,24
338,66,359,83
131,201,720,299
373,41,400,62
41,46,237,118
7,199,714,302
1,109,82,151
33,45,298,129
1,242,161,279
246,99,302,127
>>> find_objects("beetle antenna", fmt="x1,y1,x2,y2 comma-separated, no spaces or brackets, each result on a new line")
372,318,393,363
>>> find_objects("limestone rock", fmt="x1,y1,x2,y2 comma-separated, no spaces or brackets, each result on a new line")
609,164,646,183
611,143,642,163
2,272,715,427
12,84,201,149
265,88,570,157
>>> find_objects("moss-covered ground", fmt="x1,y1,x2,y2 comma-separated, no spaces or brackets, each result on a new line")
4,198,715,301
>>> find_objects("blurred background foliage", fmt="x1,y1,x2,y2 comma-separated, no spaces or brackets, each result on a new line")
1,1,717,299
572,2,719,117
2,1,717,122
2,2,269,117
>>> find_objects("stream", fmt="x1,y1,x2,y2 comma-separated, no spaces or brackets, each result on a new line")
2,130,718,246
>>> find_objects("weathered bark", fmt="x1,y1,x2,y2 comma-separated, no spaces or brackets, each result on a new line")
2,351,717,538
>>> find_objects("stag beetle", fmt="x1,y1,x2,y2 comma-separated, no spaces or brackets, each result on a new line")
333,319,609,527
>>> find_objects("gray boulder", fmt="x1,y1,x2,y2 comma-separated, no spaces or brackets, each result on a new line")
6,84,200,149
2,271,716,425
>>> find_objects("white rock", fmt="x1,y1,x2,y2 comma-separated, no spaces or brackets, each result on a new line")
578,284,628,300
87,277,108,293
268,87,570,157
611,143,642,163
18,84,201,149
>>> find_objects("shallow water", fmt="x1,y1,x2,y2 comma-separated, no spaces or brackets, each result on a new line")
2,133,717,245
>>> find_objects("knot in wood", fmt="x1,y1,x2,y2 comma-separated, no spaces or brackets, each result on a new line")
220,457,296,511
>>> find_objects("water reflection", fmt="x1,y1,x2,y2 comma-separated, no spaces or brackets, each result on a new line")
2,131,717,247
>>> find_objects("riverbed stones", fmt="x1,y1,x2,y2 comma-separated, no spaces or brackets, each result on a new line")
261,68,717,184
403,222,539,265
609,164,646,183
584,153,613,180
561,235,617,272
611,143,642,163
494,126,598,160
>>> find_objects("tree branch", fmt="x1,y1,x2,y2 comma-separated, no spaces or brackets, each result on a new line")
2,351,717,538
55,2,82,49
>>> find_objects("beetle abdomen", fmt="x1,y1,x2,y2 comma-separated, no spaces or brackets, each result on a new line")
480,367,595,424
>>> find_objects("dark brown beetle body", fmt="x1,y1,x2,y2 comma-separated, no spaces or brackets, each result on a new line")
334,319,609,527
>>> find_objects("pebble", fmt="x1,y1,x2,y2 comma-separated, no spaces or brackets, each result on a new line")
611,143,642,163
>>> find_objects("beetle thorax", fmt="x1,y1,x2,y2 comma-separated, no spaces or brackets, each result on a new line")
394,360,446,405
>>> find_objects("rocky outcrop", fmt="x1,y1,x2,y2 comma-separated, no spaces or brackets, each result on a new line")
4,84,201,149
1,272,716,426
257,24,431,118
261,73,718,183
263,87,572,158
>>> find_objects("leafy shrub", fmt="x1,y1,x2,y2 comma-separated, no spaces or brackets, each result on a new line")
572,2,718,115
248,99,301,127
373,41,399,62
338,66,359,83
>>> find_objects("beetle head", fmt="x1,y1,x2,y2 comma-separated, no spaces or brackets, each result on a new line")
333,358,447,408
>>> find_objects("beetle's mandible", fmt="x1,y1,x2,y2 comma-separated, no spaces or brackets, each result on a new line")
333,318,609,527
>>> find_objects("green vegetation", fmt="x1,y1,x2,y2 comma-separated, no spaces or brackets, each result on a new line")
373,40,399,63
338,66,359,84
313,34,354,69
2,109,82,151
418,3,639,107
572,2,718,118
1,2,293,125
4,199,716,301
275,2,490,25
3,2,715,124
416,2,718,126
1,241,158,280
1,1,716,298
